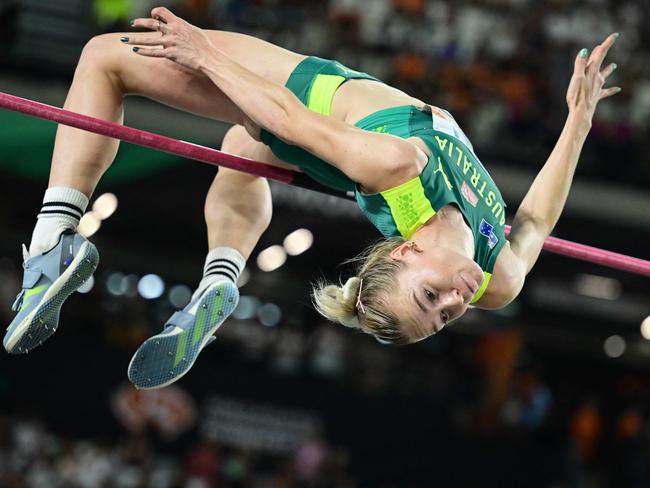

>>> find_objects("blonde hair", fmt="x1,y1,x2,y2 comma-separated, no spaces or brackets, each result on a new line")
311,237,410,345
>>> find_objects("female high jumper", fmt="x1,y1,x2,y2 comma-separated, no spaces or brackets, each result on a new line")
3,7,620,389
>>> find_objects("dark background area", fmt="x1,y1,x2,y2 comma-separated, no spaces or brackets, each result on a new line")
0,0,649,487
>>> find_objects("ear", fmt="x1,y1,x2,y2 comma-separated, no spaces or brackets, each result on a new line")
389,241,420,261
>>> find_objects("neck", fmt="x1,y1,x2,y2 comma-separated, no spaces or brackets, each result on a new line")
412,205,474,258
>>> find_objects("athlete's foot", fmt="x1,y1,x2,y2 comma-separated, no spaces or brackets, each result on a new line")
4,232,99,354
127,281,239,389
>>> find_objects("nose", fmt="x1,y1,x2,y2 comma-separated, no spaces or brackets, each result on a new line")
443,289,465,307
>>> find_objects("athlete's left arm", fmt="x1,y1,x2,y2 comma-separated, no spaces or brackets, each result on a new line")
476,34,621,309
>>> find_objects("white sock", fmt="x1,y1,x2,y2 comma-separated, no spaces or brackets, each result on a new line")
190,247,246,304
28,187,89,257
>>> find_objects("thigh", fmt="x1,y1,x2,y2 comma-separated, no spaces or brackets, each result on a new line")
94,30,305,124
221,125,301,173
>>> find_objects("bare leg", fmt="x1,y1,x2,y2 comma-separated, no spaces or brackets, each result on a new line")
205,125,279,259
48,30,305,196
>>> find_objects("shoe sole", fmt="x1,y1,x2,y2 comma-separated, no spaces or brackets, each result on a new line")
127,281,238,389
4,241,99,354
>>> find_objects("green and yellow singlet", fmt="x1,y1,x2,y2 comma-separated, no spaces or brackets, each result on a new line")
260,57,507,303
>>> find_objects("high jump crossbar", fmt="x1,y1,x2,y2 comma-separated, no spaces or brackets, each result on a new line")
1,91,649,277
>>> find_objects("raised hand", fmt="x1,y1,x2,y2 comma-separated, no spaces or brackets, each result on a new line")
123,7,215,71
566,33,621,125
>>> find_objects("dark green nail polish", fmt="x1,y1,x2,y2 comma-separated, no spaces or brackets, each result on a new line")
614,32,620,39
579,48,589,59
120,37,129,42
132,47,139,52
129,20,135,26
612,63,617,70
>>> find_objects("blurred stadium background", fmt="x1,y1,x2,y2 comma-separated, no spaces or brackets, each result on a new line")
1,0,650,486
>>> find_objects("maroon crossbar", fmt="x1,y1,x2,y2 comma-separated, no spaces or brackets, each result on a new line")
1,91,648,277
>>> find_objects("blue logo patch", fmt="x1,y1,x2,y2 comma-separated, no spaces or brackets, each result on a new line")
479,219,499,249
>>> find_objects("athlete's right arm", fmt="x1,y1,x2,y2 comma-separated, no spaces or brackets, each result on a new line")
129,7,426,191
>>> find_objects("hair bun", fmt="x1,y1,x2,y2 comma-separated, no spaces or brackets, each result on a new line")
342,277,362,302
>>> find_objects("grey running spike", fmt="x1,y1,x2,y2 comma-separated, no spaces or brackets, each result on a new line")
216,290,221,296
218,311,223,317
155,340,160,346
228,297,234,303
201,303,207,309
168,351,172,357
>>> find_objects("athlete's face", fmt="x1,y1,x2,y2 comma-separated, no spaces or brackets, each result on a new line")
387,242,484,342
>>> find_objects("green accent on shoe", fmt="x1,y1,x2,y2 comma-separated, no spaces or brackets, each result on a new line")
210,292,225,331
191,306,208,347
174,331,189,367
19,284,47,312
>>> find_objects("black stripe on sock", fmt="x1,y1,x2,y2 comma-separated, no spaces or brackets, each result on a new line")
205,264,240,279
41,201,83,216
211,258,241,273
205,259,241,275
205,270,237,283
38,209,83,220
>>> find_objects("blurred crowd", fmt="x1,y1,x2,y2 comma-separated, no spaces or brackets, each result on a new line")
0,415,353,487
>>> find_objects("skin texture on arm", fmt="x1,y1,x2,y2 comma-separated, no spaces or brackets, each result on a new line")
127,7,428,193
476,34,621,309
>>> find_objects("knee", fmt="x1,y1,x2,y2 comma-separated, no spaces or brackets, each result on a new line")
221,125,251,154
76,34,125,82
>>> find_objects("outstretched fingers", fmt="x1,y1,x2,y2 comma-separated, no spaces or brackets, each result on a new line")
600,86,622,100
587,33,618,74
573,47,589,77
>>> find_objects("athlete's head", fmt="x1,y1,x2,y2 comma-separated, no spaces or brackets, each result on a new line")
312,237,483,344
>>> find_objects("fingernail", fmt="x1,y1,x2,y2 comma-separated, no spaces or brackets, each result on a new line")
612,63,617,70
132,47,139,53
129,20,135,26
579,48,589,59
613,32,620,40
615,87,622,93
120,37,129,42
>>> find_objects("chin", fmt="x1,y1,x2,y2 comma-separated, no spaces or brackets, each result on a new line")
466,261,485,286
